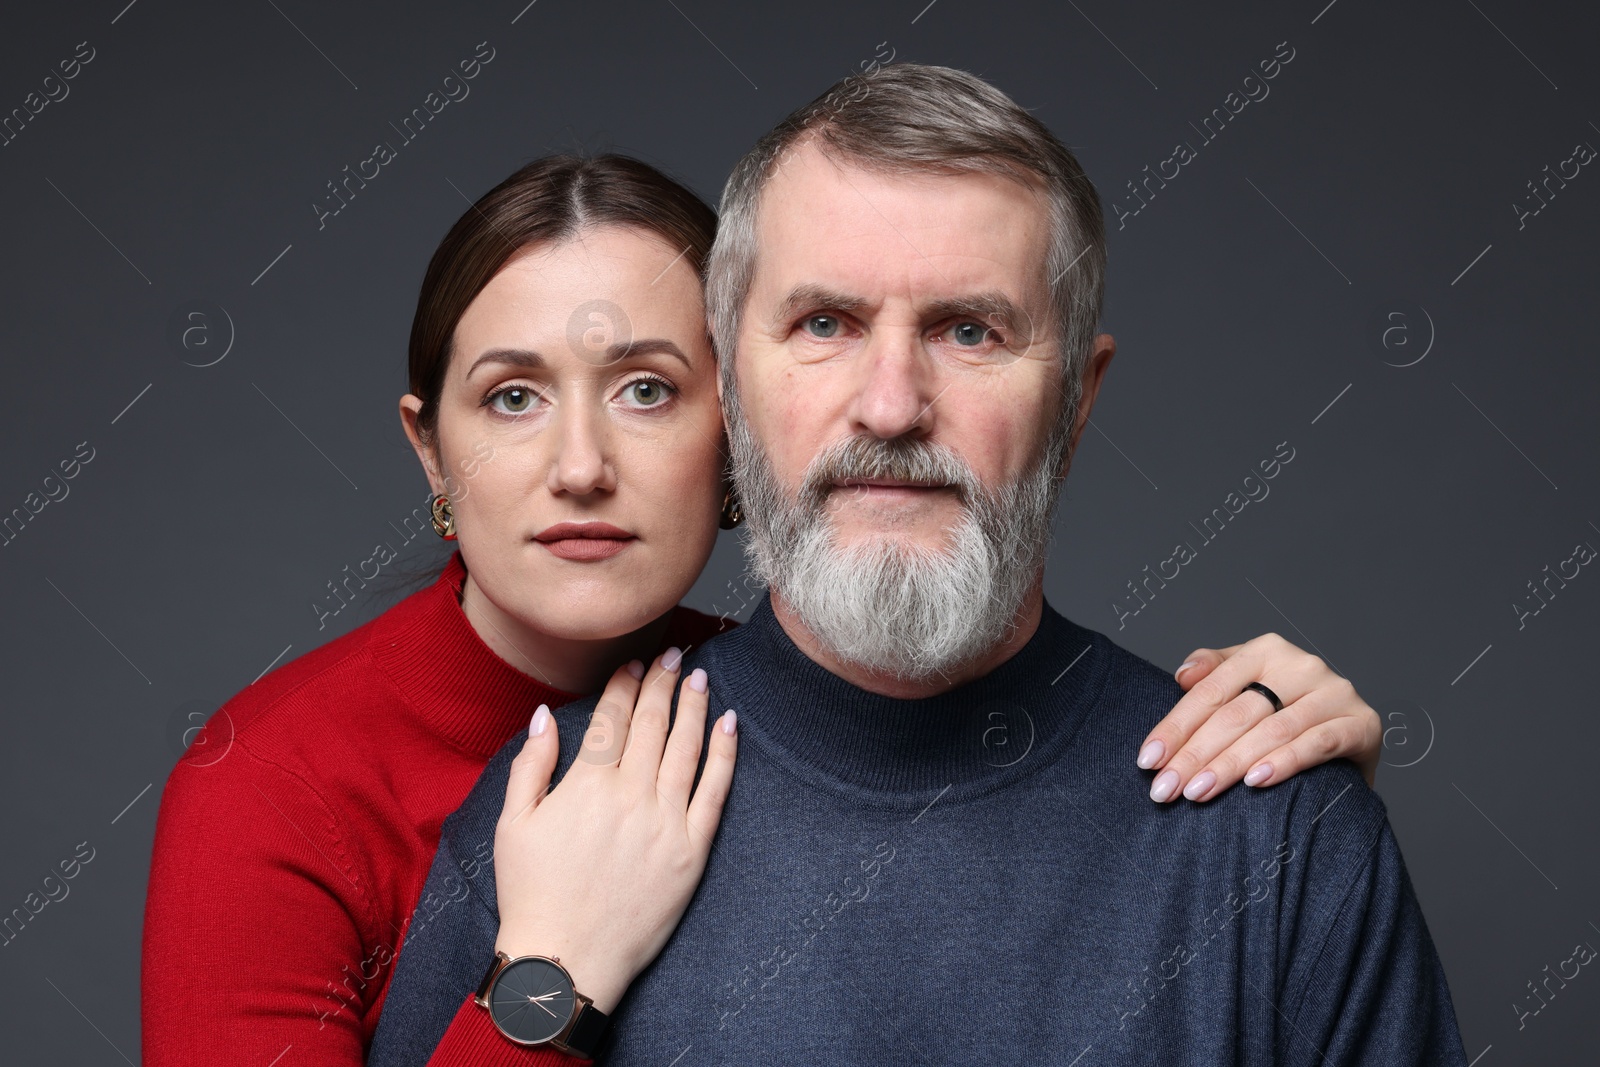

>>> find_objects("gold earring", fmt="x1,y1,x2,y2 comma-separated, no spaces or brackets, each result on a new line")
430,493,457,540
719,487,743,529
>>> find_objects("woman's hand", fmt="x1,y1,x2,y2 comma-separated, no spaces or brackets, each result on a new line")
492,649,738,1014
1137,633,1381,803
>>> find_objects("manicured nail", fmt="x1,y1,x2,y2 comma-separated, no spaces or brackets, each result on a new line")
531,704,551,736
1245,763,1274,787
1150,769,1179,802
1183,770,1216,801
1136,739,1165,769
662,647,683,672
720,709,738,735
625,660,645,680
1174,660,1199,679
688,667,707,693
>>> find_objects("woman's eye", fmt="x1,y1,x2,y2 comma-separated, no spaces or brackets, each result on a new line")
491,386,537,414
950,321,993,347
804,315,841,338
622,379,670,407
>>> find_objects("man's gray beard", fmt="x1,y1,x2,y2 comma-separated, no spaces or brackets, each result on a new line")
726,397,1069,683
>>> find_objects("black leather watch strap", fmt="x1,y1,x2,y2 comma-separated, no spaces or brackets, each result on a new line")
474,951,506,1005
557,1001,610,1059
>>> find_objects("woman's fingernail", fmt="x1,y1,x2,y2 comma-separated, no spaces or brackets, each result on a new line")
626,660,645,680
1183,770,1217,801
1245,763,1274,787
688,667,708,693
531,704,551,736
1174,660,1199,679
1137,739,1165,769
1150,769,1179,802
720,709,738,735
662,647,683,672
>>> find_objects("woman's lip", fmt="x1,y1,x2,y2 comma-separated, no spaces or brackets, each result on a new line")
539,537,634,561
533,522,636,561
535,521,633,541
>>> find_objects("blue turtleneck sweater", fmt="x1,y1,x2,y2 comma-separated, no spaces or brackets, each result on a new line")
367,596,1466,1065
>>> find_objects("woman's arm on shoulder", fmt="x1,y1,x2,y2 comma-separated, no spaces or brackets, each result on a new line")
1136,633,1382,804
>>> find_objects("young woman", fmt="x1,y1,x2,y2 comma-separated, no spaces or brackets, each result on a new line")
140,155,1382,1066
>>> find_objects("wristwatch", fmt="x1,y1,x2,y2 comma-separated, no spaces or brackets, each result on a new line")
475,950,611,1056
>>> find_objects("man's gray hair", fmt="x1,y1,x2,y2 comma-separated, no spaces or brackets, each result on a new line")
705,61,1107,420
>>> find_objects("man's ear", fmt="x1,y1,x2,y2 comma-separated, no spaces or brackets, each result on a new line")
398,394,446,494
1066,333,1117,465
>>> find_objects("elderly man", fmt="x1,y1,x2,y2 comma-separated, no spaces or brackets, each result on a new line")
368,64,1466,1065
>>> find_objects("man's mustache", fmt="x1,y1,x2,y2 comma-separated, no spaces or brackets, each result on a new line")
798,435,983,510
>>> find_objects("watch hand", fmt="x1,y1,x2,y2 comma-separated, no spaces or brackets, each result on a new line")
526,994,560,1018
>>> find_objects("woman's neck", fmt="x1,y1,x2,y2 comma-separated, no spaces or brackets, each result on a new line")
457,572,674,694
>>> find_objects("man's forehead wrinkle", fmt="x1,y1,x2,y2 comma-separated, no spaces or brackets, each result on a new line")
807,154,953,289
757,146,1053,338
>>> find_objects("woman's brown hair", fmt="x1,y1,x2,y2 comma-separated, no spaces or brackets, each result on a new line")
407,154,718,444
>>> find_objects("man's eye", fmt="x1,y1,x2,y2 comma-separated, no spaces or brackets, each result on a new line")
491,386,536,413
804,315,841,338
622,379,669,406
950,321,993,347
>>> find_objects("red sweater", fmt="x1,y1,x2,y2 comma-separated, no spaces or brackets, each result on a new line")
141,550,728,1066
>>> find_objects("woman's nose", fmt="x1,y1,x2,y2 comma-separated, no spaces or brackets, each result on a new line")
547,404,617,496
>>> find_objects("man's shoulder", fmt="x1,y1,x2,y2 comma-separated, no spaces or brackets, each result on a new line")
1052,616,1193,746
1063,627,1393,952
1056,615,1389,857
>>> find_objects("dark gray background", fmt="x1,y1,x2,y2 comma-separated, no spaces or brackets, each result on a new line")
2,0,1595,1062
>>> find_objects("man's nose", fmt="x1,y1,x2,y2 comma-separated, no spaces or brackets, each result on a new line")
847,327,939,440
547,402,616,496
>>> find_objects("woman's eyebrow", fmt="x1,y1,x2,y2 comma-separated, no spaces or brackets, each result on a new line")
464,340,690,377
466,347,544,378
601,338,692,369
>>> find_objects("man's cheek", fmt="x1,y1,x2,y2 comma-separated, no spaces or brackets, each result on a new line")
767,371,836,466
956,397,1039,485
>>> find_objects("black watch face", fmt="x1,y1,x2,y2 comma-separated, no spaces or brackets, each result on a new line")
489,957,576,1044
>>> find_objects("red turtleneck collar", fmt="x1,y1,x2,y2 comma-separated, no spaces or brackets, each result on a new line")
370,550,731,758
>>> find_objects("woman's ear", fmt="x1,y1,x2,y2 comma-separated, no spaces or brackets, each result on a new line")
399,394,445,494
